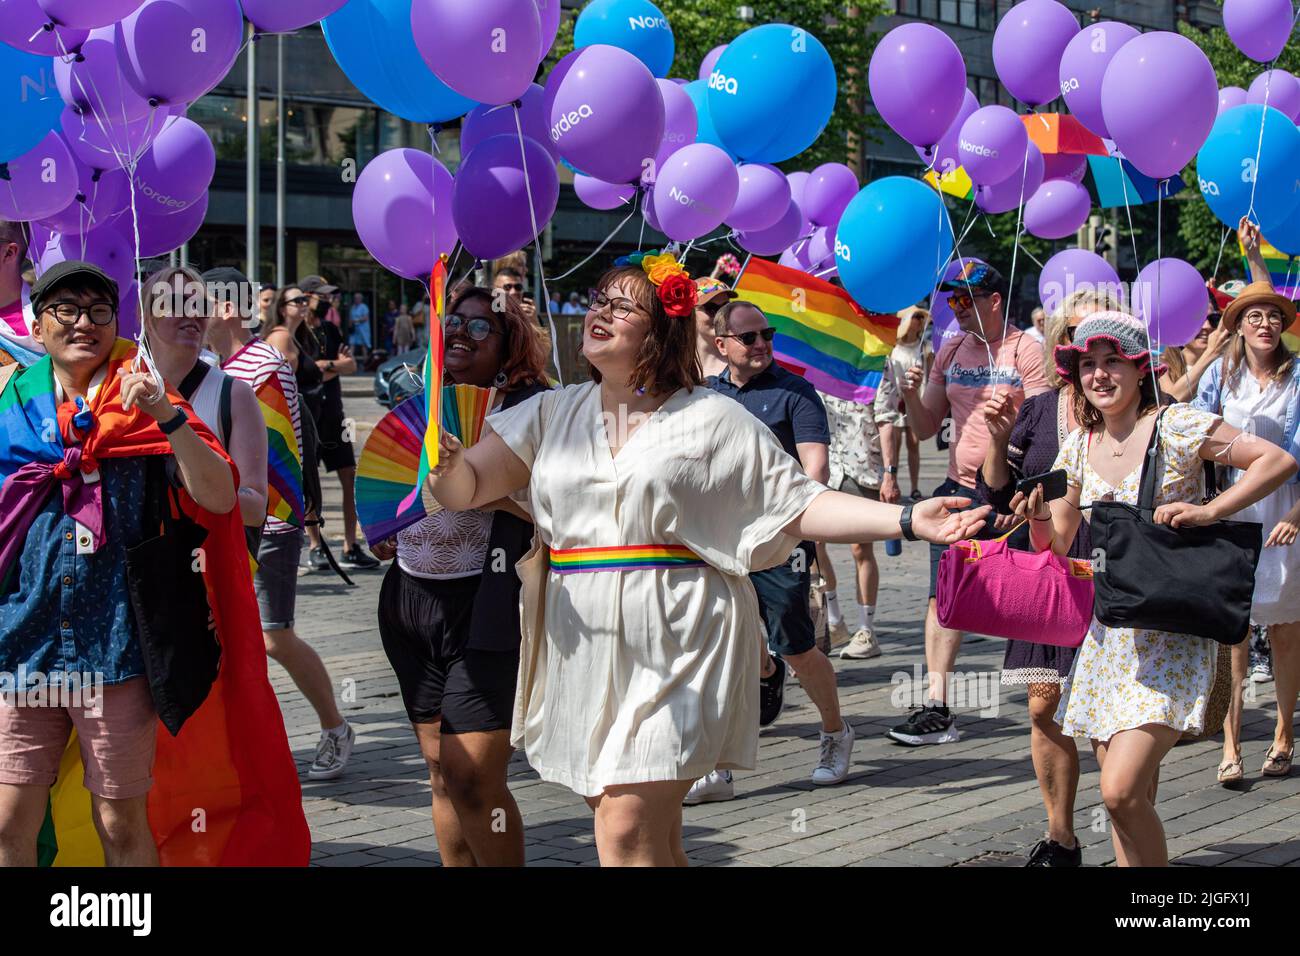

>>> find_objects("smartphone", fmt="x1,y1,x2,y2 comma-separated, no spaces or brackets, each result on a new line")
1015,468,1068,502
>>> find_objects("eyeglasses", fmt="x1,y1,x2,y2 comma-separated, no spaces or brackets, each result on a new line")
1243,310,1285,329
44,301,115,326
720,327,776,347
588,289,640,321
283,296,310,308
443,313,500,341
947,291,989,311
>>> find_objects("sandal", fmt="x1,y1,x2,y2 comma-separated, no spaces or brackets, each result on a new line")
1217,757,1244,786
1262,747,1294,777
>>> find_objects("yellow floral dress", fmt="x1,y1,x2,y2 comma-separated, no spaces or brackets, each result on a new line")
1052,404,1221,742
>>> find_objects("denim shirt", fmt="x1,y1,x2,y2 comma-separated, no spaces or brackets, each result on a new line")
0,456,149,685
1194,357,1300,484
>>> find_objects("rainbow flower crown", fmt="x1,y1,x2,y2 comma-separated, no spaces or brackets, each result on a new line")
614,250,698,318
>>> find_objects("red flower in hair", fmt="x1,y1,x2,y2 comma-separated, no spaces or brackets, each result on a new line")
659,273,697,318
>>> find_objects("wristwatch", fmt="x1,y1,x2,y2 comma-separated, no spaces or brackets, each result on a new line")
158,405,188,436
899,501,919,541
883,465,899,475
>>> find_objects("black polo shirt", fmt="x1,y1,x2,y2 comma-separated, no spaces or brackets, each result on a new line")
708,361,830,461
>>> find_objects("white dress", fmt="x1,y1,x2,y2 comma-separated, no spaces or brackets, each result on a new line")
1219,370,1300,626
488,382,826,797
1053,404,1221,742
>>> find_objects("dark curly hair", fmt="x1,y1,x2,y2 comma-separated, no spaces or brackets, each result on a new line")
446,285,550,391
586,266,701,396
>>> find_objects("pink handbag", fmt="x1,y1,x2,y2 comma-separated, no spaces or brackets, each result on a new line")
935,530,1094,648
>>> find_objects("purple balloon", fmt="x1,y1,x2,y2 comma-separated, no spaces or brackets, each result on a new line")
777,246,807,271
1038,248,1121,314
916,88,979,178
1024,177,1091,239
132,116,213,215
115,0,244,106
1248,70,1300,123
461,84,560,164
993,0,1080,107
135,190,206,257
574,174,635,210
353,149,456,280
803,162,858,229
0,131,79,221
1058,21,1138,139
1219,86,1249,116
1042,152,1087,184
786,170,810,211
33,218,136,287
976,141,1045,215
699,44,727,83
242,0,348,34
38,0,143,30
544,45,664,185
452,133,559,260
652,143,739,242
727,163,791,233
56,27,152,124
117,280,141,340
738,198,806,257
807,225,834,270
641,186,662,233
958,105,1028,187
654,78,697,170
1101,31,1218,180
536,0,561,63
40,149,129,235
61,104,171,170
1134,258,1210,347
1225,0,1296,63
868,23,967,150
412,0,540,106
0,0,87,55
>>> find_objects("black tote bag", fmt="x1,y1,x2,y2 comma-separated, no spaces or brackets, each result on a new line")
125,458,222,736
1088,409,1261,644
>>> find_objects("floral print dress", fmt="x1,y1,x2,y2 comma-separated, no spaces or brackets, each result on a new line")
1052,403,1221,742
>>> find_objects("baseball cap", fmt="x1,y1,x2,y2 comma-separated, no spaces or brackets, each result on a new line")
31,260,119,315
298,275,338,295
696,277,737,308
939,261,1007,299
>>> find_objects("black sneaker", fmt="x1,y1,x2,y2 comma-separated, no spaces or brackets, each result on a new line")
759,656,787,728
887,705,960,746
341,544,381,570
1025,838,1082,867
306,546,330,571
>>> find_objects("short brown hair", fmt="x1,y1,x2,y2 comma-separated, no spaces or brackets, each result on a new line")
712,299,765,338
587,266,701,396
0,218,28,264
447,285,550,391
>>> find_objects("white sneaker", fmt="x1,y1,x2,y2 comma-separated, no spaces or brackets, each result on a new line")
308,722,355,780
839,626,882,659
682,770,735,805
811,722,855,785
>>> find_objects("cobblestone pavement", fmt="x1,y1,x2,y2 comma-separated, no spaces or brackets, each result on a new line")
282,377,1300,867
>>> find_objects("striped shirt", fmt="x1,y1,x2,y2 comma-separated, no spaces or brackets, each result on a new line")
222,339,303,535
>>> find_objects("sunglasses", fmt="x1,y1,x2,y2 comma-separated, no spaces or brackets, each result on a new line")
721,327,776,346
44,301,116,326
283,295,311,308
443,313,501,341
947,291,991,311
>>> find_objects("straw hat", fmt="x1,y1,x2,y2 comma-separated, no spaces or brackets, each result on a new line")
1221,280,1296,333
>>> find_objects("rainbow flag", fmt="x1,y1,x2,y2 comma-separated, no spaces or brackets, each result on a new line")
732,257,899,404
257,372,304,528
404,257,448,513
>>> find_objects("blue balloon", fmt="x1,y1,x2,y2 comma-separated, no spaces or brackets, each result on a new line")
1265,206,1300,257
0,44,63,164
575,0,675,78
707,23,836,164
682,80,737,162
836,177,953,314
322,0,477,124
1197,104,1300,237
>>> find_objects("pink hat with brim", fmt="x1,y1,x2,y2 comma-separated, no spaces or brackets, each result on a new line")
1053,310,1167,379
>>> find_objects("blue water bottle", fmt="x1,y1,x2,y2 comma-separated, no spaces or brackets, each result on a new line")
885,538,902,557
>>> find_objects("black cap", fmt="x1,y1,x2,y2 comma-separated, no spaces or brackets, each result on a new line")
31,260,119,315
201,266,251,287
939,261,1007,299
298,274,338,295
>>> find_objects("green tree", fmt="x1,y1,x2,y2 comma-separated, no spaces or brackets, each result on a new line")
550,0,888,171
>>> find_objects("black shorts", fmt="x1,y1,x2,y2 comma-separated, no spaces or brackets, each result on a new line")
749,541,816,658
376,564,515,732
318,431,356,472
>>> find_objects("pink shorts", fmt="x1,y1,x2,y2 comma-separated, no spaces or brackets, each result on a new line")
0,677,156,799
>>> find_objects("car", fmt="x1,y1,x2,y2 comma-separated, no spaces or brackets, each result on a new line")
373,348,425,409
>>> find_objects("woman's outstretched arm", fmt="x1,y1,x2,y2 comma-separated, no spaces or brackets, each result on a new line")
785,491,992,546
426,429,531,512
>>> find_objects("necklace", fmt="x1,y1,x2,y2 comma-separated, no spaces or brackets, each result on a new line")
1106,431,1131,458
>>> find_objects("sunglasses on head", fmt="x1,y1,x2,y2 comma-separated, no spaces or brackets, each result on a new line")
721,327,776,346
443,313,500,341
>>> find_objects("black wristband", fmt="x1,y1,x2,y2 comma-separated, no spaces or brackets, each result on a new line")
899,502,919,541
158,405,188,436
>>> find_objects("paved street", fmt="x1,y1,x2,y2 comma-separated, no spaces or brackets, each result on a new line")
280,376,1300,867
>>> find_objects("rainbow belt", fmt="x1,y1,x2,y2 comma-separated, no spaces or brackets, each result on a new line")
549,544,707,574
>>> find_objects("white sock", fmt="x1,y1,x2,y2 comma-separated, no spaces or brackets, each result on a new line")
824,590,843,627
325,721,348,737
858,604,875,631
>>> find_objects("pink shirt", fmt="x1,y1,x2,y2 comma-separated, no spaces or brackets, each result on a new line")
925,329,1049,488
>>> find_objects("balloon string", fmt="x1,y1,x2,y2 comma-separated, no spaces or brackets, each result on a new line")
1211,227,1231,285
1117,156,1141,282
551,195,640,281
978,135,1030,402
1247,4,1300,228
1145,182,1167,409
511,104,562,387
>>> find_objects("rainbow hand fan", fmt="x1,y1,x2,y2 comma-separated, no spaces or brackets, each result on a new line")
441,383,497,448
356,395,443,548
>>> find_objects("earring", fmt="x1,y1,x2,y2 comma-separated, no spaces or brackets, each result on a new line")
493,371,508,388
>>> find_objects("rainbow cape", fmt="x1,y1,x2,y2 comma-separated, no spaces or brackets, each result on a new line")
257,370,304,527
0,340,309,866
405,257,448,512
732,257,899,404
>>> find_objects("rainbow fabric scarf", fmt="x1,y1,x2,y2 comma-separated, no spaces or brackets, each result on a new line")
0,340,309,866
732,258,899,405
256,370,304,527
